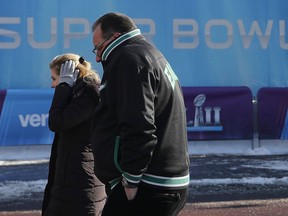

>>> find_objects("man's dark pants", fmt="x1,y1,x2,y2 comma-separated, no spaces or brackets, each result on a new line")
102,182,188,216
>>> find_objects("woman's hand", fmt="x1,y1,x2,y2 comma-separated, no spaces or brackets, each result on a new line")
59,60,79,87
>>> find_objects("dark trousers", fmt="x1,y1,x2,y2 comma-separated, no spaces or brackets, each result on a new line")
102,182,188,216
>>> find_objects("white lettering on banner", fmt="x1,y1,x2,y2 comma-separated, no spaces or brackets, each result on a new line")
173,19,199,49
28,17,57,48
19,114,48,127
0,17,287,49
205,19,233,49
133,19,155,42
279,20,288,49
174,19,287,49
0,17,90,49
0,17,21,48
237,20,273,49
64,18,90,48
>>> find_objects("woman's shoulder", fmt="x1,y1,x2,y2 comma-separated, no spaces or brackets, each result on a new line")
73,75,100,98
83,74,100,86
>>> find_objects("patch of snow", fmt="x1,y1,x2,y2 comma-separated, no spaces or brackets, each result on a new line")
0,180,47,201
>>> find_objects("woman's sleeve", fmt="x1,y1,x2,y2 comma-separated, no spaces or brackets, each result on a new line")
48,84,99,132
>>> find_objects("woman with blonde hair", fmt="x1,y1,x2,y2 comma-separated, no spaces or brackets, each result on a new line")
42,53,106,216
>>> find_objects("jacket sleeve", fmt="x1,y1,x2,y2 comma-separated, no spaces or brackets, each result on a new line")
116,55,158,183
48,83,99,132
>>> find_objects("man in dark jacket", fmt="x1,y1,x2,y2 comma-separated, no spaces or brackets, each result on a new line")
91,12,190,216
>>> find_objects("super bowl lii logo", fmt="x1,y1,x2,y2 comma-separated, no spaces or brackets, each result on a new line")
187,94,223,132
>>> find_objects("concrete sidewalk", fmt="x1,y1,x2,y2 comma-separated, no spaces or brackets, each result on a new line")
0,145,51,161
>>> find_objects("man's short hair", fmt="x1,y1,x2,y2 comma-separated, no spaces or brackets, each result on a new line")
92,12,137,36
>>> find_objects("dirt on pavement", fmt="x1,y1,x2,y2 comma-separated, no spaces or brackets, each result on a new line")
1,198,288,216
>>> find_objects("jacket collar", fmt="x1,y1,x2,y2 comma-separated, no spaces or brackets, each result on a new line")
101,28,141,61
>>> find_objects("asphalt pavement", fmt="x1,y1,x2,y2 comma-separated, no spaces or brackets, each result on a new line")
188,154,288,202
1,154,288,214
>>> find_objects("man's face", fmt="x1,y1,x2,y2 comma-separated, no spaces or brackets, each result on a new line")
92,25,111,63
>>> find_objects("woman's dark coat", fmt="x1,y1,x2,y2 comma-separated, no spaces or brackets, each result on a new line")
42,76,106,216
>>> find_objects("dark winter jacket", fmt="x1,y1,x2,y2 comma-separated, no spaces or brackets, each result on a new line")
92,29,190,190
42,75,106,216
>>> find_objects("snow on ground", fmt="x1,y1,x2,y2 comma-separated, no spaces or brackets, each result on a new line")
1,139,288,162
188,139,288,156
241,160,288,170
190,176,288,185
0,160,49,166
0,180,46,201
0,145,51,161
1,140,288,202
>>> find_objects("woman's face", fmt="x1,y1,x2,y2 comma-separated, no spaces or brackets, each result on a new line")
50,68,59,88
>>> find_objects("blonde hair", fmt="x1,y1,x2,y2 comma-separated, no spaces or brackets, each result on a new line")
50,53,100,84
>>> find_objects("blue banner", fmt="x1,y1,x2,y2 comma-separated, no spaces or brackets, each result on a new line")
0,90,6,115
257,87,288,139
1,0,288,145
0,89,54,145
183,86,253,140
1,0,288,95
